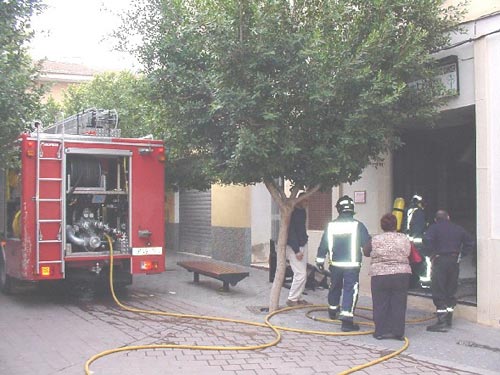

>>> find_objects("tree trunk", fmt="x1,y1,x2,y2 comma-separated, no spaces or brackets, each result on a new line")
264,181,321,312
268,206,292,312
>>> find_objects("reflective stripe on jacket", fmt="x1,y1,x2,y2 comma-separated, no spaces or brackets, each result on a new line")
317,213,370,268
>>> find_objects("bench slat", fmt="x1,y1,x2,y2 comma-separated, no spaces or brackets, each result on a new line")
177,260,250,291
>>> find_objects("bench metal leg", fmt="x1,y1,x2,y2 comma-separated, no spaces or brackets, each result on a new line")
222,281,230,292
194,272,199,283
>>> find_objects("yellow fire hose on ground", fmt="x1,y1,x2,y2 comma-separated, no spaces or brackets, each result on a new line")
84,236,433,374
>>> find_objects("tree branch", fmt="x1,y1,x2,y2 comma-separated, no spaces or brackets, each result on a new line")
290,185,301,199
264,179,286,207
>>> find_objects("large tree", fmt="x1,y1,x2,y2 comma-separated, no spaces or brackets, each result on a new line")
0,0,43,163
120,0,463,311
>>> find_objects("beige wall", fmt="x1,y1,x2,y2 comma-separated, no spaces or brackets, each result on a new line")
211,184,251,228
40,81,75,102
165,191,176,223
444,0,500,22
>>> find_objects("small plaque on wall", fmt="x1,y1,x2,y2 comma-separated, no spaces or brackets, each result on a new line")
354,191,366,204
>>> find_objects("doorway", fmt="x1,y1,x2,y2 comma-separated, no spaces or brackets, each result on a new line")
393,105,477,305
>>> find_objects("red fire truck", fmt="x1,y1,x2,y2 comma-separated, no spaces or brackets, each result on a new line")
0,109,166,294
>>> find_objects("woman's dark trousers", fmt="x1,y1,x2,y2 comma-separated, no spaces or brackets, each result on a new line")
371,273,410,337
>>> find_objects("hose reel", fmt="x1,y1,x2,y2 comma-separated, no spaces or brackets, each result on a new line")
69,158,102,188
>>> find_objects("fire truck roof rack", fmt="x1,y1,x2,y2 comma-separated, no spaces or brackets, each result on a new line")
41,108,121,138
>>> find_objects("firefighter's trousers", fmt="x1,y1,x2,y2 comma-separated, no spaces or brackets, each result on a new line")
328,266,360,322
431,254,460,310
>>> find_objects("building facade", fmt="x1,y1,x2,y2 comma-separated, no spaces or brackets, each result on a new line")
171,2,500,327
37,60,98,102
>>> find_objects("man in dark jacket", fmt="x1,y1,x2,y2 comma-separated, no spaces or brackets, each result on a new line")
285,193,309,306
315,195,371,332
424,210,475,332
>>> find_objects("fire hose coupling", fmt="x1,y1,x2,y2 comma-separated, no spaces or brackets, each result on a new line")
66,216,124,252
138,229,152,238
66,225,102,250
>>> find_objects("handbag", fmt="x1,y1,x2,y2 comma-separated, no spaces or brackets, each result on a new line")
409,242,423,264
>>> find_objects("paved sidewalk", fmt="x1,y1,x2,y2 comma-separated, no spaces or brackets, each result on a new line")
1,252,499,375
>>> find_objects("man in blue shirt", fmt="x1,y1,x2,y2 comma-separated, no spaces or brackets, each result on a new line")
423,210,475,332
316,195,371,332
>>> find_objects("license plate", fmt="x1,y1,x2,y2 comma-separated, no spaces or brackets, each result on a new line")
132,247,163,256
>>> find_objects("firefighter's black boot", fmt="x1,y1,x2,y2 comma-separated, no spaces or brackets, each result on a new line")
446,311,453,327
341,320,360,332
426,312,448,332
328,306,339,320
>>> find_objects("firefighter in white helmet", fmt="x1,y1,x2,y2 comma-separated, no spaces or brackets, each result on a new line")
316,195,371,332
404,194,429,288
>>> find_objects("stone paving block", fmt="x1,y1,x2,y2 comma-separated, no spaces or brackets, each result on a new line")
227,358,248,365
174,353,197,361
250,369,278,375
241,363,262,370
275,367,316,374
231,353,252,359
223,364,244,371
246,357,265,364
208,359,229,366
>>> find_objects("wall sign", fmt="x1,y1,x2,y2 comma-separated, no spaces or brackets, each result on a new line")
408,55,459,97
354,191,366,204
436,55,459,96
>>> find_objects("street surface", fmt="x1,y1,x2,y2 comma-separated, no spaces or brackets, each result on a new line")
1,252,499,375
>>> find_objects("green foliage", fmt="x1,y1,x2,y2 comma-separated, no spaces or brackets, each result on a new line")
39,72,165,137
36,96,63,127
52,71,164,139
0,0,43,162
120,0,463,192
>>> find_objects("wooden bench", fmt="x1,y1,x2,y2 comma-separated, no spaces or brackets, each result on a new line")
177,260,250,292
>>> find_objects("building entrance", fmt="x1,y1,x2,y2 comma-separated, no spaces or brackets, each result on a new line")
393,107,477,305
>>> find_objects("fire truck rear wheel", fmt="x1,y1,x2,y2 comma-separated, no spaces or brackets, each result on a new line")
0,248,14,295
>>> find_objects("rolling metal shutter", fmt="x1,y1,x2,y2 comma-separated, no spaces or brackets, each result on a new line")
179,189,212,256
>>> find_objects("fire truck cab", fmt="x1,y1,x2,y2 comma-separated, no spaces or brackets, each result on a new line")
0,109,166,294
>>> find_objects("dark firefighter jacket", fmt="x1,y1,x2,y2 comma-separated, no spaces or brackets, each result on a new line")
317,213,370,267
423,220,475,257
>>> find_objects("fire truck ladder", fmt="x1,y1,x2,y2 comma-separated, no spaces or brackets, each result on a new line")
35,133,65,277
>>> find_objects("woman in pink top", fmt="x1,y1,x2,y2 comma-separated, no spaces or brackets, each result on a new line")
363,213,411,340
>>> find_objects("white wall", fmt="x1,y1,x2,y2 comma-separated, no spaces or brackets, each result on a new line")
477,17,500,238
341,157,394,236
251,183,272,260
174,191,179,223
474,18,500,326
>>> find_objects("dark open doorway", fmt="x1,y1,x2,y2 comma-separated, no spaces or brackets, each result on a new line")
393,105,477,305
